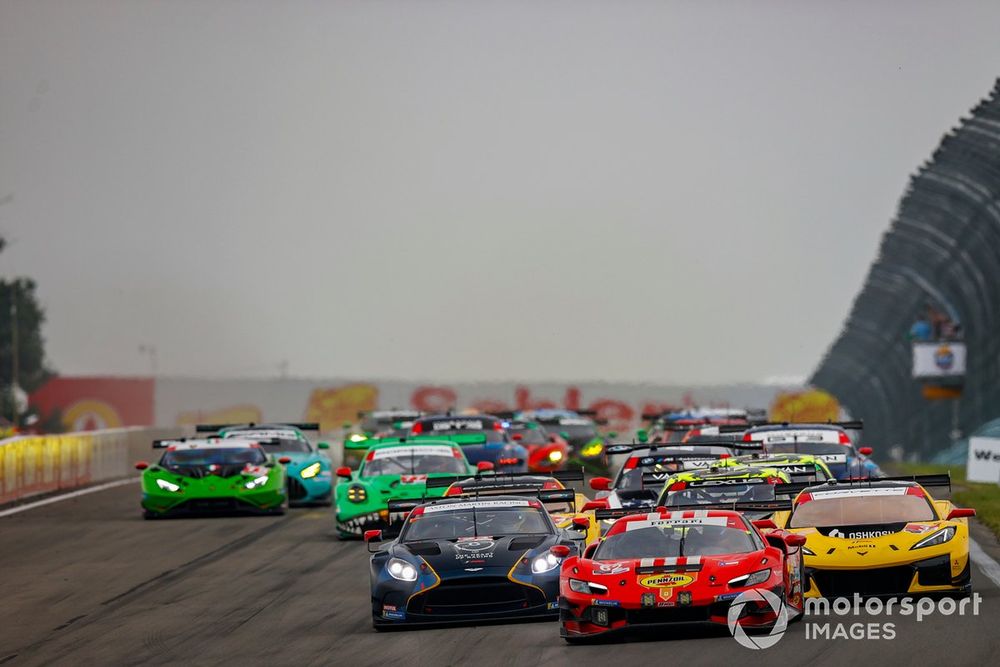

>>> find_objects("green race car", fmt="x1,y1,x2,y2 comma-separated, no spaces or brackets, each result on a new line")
334,439,485,539
136,438,288,519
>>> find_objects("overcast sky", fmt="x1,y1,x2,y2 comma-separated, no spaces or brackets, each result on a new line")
2,1,1000,384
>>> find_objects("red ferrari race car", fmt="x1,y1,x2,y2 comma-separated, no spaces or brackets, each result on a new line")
507,419,570,472
558,504,806,642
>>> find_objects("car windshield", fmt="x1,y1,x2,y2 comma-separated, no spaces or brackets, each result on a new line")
511,426,549,445
454,486,574,514
362,447,467,476
254,438,312,453
161,447,266,467
403,505,552,541
596,522,757,559
418,418,506,443
224,431,312,453
662,483,776,507
789,490,935,528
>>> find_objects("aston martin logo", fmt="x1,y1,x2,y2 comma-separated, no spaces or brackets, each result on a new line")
454,539,495,553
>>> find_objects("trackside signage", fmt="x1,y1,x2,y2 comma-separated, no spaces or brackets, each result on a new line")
966,436,1000,483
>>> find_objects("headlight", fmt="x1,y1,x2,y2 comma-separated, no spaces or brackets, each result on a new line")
581,442,604,458
548,450,564,462
244,475,269,489
910,526,956,550
569,578,608,595
728,568,771,588
531,550,563,574
349,434,368,443
156,479,180,492
802,545,815,556
347,484,367,503
300,462,322,479
387,557,418,582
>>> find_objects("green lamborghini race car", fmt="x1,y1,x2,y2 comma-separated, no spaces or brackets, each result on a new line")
334,439,488,539
136,438,288,519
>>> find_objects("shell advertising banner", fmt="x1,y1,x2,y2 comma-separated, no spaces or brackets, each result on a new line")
30,376,807,434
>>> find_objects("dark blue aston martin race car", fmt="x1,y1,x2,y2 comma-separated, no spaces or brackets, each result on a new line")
366,493,580,628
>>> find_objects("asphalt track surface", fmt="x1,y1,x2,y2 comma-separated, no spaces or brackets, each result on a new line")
2,481,999,666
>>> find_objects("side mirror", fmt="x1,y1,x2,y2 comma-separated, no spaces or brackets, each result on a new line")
589,477,611,491
636,429,649,443
607,432,618,439
551,544,572,558
549,434,559,443
317,442,330,450
559,431,570,440
752,519,778,531
364,529,383,543
134,461,149,470
512,433,523,441
342,422,353,430
583,543,599,559
858,446,874,456
784,533,808,548
477,461,495,472
947,508,976,520
571,517,590,531
580,500,606,512
336,466,353,479
278,456,292,464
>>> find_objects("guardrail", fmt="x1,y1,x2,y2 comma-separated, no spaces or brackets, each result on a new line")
0,427,181,505
811,78,1000,458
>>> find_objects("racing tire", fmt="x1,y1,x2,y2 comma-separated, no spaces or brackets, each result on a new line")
142,509,160,520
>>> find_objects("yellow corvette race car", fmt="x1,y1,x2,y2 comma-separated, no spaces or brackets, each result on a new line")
770,475,975,597
433,470,602,545
713,452,833,483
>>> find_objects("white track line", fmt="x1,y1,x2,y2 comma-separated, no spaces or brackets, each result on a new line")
970,538,1000,590
0,477,138,518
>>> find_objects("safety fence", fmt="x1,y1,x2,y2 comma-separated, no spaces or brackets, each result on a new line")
810,78,1000,459
0,427,180,505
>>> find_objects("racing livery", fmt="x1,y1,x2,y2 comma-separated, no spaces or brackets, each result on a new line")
198,422,333,506
771,475,975,597
714,452,833,483
335,439,485,539
520,410,608,461
367,495,579,628
743,422,883,480
409,414,529,472
559,506,806,641
344,410,424,467
136,438,288,518
507,420,570,472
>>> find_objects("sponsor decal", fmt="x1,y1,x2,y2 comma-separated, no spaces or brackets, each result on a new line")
813,487,905,499
382,609,406,620
593,562,631,575
431,419,484,431
372,446,455,460
904,523,936,534
454,538,496,560
847,531,892,540
638,574,696,589
424,499,530,513
593,599,621,607
547,601,559,610
225,429,300,441
716,592,741,602
399,474,428,485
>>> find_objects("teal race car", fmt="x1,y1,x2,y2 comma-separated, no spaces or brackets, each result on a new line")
335,439,490,539
197,422,333,506
135,438,288,518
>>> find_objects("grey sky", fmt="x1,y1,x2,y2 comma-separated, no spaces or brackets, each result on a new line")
3,1,1000,383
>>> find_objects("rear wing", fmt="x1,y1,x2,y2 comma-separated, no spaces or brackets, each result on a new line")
834,473,951,491
749,420,864,430
153,438,187,448
195,422,320,433
604,441,762,457
386,488,576,515
594,499,792,522
411,433,488,446
423,468,585,491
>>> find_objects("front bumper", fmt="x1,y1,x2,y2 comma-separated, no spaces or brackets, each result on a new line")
141,488,285,516
337,508,409,538
804,553,971,597
287,475,332,505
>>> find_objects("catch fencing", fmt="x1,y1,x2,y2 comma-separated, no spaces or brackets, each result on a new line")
811,78,1000,459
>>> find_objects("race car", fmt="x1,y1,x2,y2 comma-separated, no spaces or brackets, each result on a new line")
367,494,579,628
558,505,806,642
433,470,600,546
743,422,883,480
135,438,288,518
713,452,833,484
651,465,793,520
770,475,975,597
409,414,529,472
196,422,333,506
520,410,608,461
334,439,489,539
584,442,757,515
507,419,570,472
342,410,424,467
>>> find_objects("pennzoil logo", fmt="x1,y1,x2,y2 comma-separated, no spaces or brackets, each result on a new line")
638,574,695,589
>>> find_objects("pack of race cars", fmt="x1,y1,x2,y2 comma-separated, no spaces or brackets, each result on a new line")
132,410,977,643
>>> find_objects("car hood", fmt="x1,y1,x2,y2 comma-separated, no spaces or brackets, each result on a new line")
397,534,555,577
791,521,962,565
